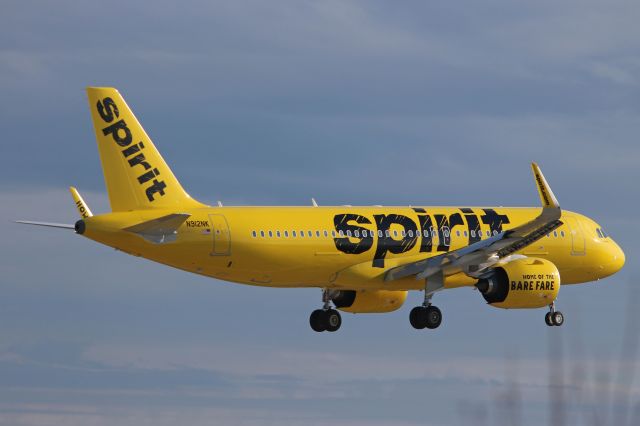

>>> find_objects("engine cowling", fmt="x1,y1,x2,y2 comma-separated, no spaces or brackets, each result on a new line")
476,257,560,309
331,290,407,313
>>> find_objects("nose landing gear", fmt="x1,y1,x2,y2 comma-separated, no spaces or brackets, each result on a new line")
309,290,342,332
545,302,564,326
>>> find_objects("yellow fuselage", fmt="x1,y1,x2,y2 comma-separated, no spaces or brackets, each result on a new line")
81,206,624,291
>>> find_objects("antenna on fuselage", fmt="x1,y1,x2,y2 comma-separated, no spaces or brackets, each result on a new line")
217,201,223,207
311,198,318,207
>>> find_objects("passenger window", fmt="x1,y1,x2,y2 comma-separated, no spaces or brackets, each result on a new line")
464,231,468,237
456,231,460,237
347,230,352,237
560,231,565,237
444,229,450,238
379,230,384,238
316,231,320,237
300,230,304,238
324,230,328,237
292,230,297,237
308,231,313,237
393,230,398,237
486,230,490,237
408,230,413,238
332,230,336,237
553,231,558,238
252,231,257,238
260,231,265,237
339,230,345,237
471,230,475,237
276,231,281,238
268,231,273,238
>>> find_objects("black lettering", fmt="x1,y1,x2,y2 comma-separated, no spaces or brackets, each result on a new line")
102,119,132,147
372,214,417,268
414,210,433,253
122,142,142,158
137,168,160,184
128,153,152,171
461,208,481,245
434,213,464,252
333,214,374,255
97,97,119,123
481,208,510,235
145,179,167,201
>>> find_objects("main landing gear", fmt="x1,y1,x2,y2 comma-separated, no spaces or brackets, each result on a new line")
410,273,444,330
309,290,342,332
545,302,564,327
409,293,442,330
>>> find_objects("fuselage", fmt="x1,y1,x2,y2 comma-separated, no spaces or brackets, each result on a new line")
81,206,625,291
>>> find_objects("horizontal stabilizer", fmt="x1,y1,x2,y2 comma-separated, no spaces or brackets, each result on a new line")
15,221,75,230
123,213,190,244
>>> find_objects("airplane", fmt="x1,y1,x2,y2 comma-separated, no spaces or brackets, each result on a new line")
16,87,626,332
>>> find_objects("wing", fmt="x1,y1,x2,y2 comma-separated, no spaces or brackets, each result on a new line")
384,163,562,284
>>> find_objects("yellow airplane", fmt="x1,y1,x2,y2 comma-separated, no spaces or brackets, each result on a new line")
17,87,626,332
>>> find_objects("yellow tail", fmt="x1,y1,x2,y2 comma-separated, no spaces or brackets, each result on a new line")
87,87,205,211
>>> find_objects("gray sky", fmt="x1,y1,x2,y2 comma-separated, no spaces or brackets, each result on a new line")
1,1,640,425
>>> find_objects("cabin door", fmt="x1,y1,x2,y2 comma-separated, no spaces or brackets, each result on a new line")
564,216,586,255
208,214,231,256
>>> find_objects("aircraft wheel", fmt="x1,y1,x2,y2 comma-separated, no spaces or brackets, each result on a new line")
325,309,342,332
545,312,554,327
424,306,442,329
310,309,327,332
410,306,427,329
551,311,564,327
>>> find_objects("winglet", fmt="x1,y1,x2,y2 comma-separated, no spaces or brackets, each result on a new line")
531,163,559,209
69,187,93,218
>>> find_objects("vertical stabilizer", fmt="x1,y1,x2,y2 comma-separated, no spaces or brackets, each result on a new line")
86,87,205,211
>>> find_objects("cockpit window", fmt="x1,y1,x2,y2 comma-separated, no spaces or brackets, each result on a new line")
596,228,608,239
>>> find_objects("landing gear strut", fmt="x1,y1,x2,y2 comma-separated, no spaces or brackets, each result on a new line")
545,302,564,327
309,290,342,332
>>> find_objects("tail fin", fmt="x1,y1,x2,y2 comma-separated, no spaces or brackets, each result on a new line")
86,87,205,211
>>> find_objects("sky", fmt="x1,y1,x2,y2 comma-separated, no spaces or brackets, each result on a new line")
1,0,640,425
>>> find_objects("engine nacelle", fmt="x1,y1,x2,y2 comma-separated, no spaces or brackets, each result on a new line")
476,257,560,309
331,290,407,313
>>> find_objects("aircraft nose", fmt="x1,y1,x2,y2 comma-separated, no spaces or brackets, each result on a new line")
602,240,625,277
611,241,625,272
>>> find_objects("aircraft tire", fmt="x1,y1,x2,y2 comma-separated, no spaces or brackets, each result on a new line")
551,311,564,326
325,309,342,332
310,309,327,332
545,312,554,326
424,306,442,329
409,307,427,329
